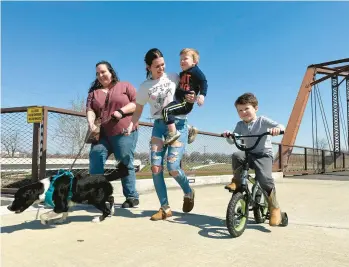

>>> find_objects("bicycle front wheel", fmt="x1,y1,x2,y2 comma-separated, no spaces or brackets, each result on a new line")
226,192,249,238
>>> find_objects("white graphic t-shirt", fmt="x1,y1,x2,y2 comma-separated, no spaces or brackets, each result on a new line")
136,73,187,120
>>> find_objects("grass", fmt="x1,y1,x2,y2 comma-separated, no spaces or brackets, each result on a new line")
133,161,257,179
185,163,231,171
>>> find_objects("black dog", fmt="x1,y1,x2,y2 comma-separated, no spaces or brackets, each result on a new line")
7,162,129,225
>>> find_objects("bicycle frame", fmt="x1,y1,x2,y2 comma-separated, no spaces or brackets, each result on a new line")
238,151,267,211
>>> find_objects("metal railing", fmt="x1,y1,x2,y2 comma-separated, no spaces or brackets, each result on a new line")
1,106,349,193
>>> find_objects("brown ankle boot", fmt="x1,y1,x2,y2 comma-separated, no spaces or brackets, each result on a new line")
224,177,240,191
267,188,282,226
183,189,195,213
150,207,172,221
188,126,199,144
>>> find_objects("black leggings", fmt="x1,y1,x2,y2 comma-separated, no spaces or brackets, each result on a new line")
162,100,193,125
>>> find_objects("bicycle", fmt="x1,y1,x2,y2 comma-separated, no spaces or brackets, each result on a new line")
222,130,288,238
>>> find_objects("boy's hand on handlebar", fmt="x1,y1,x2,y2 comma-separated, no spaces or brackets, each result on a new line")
222,130,232,138
268,127,282,136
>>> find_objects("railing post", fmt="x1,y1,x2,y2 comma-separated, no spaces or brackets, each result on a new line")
321,150,326,173
278,144,284,172
31,123,40,182
39,107,48,179
343,152,345,170
304,147,307,171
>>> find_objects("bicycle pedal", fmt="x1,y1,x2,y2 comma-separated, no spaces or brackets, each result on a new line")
224,187,235,193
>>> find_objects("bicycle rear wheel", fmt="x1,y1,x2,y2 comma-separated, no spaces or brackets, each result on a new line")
226,192,249,238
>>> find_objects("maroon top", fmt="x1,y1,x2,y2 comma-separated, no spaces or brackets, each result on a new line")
86,81,138,136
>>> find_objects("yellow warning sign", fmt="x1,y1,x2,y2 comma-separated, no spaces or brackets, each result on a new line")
27,107,43,123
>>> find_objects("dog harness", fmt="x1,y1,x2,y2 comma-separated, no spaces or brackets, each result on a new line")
44,170,74,208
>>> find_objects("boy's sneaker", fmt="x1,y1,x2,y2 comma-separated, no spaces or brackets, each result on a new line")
183,188,195,213
164,130,181,145
188,126,199,144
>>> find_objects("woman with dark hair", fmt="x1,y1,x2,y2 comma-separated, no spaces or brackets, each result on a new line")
125,49,196,221
86,61,140,208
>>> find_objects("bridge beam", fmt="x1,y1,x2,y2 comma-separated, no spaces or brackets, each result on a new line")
332,76,340,168
347,78,349,150
276,59,349,171
281,67,315,152
315,66,349,77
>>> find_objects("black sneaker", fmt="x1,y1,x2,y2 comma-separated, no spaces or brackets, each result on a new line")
121,198,139,208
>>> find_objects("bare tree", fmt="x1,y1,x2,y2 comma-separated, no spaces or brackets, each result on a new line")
307,137,329,169
2,131,19,157
53,95,89,156
308,138,328,154
316,138,328,150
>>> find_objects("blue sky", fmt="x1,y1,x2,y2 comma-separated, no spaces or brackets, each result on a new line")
2,1,349,149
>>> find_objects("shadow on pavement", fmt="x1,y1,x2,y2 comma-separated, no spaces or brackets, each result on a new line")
2,203,272,237
114,207,271,239
1,215,100,234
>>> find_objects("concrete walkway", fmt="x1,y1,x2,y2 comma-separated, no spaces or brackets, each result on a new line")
1,178,349,267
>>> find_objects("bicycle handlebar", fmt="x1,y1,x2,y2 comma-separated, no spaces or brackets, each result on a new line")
221,130,284,152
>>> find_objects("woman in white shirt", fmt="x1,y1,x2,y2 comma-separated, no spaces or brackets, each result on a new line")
126,48,195,221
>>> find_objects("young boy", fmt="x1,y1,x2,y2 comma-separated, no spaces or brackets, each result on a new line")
223,93,285,226
162,48,208,145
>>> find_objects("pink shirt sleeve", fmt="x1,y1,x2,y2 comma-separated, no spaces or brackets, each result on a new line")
125,82,137,103
86,91,94,112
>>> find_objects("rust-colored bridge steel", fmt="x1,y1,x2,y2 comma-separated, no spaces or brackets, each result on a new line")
279,58,349,167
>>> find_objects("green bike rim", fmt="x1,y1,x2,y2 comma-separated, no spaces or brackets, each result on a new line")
234,198,247,232
261,194,268,215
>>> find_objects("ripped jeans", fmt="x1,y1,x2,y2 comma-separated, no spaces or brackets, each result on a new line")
151,118,192,207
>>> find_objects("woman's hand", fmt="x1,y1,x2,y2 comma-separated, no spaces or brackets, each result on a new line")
112,110,123,120
185,91,196,103
124,122,133,136
89,123,98,132
87,123,100,143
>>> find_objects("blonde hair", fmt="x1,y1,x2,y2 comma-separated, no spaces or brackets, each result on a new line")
180,48,200,64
